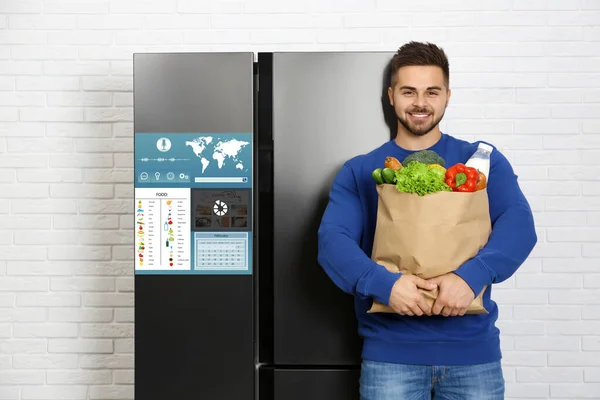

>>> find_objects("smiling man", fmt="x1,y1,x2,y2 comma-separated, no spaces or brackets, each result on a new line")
392,73,447,138
317,42,537,399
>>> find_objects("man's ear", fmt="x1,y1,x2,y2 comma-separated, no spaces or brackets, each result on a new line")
446,88,451,107
387,86,393,106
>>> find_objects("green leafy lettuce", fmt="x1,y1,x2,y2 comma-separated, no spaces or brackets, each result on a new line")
394,161,452,196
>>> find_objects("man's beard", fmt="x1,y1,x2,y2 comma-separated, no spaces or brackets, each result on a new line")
397,108,445,137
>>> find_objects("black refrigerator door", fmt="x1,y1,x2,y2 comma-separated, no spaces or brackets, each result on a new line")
134,52,255,400
258,52,395,368
260,368,360,400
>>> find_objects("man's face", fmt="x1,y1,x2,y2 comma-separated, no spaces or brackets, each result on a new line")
388,65,451,137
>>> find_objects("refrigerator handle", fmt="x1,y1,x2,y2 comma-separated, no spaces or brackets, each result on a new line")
256,55,274,193
258,148,273,193
255,54,275,366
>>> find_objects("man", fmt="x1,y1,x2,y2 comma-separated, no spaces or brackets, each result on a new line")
317,41,537,399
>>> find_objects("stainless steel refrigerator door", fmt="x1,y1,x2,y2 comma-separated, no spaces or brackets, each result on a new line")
134,52,255,400
271,52,395,365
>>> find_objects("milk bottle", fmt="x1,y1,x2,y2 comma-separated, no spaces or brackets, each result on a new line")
466,143,493,183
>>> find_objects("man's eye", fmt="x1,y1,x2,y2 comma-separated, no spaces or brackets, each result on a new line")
429,92,438,96
402,91,413,95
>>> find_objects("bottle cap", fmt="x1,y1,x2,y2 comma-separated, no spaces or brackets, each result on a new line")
479,143,493,153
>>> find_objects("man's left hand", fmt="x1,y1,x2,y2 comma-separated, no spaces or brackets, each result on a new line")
427,273,475,317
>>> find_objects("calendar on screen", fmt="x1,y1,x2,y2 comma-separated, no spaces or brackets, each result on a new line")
194,233,248,271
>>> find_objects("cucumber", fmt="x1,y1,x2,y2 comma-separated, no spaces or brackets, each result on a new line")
372,168,384,185
382,168,396,184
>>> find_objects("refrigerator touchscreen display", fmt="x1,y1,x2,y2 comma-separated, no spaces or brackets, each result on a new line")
134,132,253,275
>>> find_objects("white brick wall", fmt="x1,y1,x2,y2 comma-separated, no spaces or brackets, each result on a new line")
0,1,598,399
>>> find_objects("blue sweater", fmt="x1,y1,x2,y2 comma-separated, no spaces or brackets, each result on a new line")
317,133,537,366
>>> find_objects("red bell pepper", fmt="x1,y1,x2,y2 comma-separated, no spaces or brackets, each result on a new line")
445,163,478,192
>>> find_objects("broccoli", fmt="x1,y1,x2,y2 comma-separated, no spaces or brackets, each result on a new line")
402,150,445,167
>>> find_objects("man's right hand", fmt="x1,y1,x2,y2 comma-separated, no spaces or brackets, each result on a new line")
389,275,437,316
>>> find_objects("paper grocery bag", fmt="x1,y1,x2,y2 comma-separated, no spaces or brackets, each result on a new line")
368,184,492,315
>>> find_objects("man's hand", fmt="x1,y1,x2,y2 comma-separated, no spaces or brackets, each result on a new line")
389,275,437,317
428,273,475,317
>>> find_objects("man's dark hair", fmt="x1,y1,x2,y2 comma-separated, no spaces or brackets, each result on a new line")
390,41,450,89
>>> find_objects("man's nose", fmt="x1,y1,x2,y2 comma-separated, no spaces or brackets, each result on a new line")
414,94,429,107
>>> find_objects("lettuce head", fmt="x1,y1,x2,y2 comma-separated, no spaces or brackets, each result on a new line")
394,161,452,196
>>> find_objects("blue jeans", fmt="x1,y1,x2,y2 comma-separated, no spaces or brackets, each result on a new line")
360,359,505,400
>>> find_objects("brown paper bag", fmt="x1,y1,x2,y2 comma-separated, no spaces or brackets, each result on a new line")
368,184,492,315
